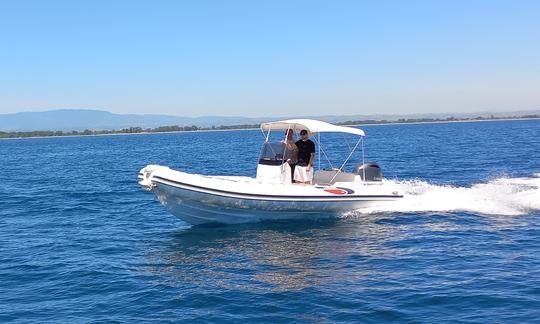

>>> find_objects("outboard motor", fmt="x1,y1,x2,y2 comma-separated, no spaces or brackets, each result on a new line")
353,162,383,181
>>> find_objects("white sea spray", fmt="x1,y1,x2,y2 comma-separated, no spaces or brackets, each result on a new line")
349,174,540,216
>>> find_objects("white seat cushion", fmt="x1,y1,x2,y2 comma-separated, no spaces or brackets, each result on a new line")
313,170,356,184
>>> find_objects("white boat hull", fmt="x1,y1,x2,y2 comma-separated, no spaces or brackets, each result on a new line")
140,165,403,225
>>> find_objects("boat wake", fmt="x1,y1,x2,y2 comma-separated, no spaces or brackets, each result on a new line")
349,173,540,216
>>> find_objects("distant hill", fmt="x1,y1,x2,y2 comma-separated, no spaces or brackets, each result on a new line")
0,109,263,132
1,109,539,132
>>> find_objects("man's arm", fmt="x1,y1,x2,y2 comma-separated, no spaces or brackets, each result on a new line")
307,152,315,171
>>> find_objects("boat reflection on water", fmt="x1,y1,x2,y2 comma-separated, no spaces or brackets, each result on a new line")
141,216,412,292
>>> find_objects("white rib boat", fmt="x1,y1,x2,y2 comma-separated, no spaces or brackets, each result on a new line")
139,119,403,225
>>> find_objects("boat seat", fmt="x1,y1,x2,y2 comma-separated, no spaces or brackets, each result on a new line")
313,170,356,185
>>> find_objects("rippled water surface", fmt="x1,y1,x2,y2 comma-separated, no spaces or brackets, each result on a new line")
1,120,540,322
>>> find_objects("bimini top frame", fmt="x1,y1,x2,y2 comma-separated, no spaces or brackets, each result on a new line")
260,119,365,137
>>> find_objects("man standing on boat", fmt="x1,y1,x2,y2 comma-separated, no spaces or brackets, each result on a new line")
294,129,315,184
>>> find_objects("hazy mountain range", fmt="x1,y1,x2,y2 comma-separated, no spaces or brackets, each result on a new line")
1,109,539,132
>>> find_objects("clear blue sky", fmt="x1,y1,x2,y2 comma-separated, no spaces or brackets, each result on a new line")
1,0,539,117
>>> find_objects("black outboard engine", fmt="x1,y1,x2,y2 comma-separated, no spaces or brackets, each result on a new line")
353,162,383,181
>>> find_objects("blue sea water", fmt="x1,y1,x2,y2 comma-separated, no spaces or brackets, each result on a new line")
1,119,540,323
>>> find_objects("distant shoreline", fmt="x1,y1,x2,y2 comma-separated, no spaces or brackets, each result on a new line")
1,115,539,140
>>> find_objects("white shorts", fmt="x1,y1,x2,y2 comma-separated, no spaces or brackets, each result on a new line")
294,165,314,183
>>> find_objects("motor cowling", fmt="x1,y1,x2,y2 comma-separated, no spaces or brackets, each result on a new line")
353,162,383,181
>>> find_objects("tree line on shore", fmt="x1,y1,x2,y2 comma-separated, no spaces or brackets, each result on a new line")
1,114,539,139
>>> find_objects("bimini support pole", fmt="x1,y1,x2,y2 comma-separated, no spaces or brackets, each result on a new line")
281,126,291,164
318,132,321,171
330,137,363,183
312,136,334,170
361,137,366,182
279,126,292,182
265,124,272,142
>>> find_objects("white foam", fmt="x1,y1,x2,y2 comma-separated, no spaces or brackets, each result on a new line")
351,174,540,216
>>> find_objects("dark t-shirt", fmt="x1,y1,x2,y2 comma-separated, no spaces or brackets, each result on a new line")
295,139,315,166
